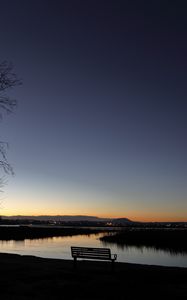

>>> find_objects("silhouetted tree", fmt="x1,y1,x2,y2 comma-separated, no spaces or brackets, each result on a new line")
0,61,21,179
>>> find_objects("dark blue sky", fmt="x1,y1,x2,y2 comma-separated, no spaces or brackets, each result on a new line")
0,0,186,220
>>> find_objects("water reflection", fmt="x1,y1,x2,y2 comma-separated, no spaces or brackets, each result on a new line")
0,233,186,267
0,239,25,247
101,239,187,256
100,229,187,256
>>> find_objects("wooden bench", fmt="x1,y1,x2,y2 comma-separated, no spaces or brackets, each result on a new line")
71,246,117,270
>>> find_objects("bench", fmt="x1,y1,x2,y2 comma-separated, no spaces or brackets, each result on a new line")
71,246,117,269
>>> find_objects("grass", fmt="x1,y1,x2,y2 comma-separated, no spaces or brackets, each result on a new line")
100,228,187,254
0,226,107,240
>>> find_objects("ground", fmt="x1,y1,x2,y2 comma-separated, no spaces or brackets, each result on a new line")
0,253,187,299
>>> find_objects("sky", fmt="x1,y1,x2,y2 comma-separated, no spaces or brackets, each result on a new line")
0,0,186,221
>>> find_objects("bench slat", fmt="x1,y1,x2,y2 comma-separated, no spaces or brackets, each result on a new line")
72,250,110,255
72,252,111,256
72,247,110,252
74,255,111,260
73,253,111,256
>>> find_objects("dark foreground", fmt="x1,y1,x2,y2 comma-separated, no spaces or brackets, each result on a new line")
0,253,187,300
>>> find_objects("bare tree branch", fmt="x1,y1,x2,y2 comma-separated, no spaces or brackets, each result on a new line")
0,61,21,92
0,61,21,177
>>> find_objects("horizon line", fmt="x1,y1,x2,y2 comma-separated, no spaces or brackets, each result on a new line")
1,214,186,223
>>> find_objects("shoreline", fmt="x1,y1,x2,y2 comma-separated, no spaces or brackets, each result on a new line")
0,226,108,240
0,252,187,299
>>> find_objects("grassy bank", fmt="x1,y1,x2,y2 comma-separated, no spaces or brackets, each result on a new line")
100,229,187,254
0,253,186,299
0,226,107,240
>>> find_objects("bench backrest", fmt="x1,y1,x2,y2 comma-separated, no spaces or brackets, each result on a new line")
71,246,111,260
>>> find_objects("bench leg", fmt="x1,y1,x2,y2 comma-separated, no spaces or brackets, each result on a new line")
111,259,115,272
73,257,77,269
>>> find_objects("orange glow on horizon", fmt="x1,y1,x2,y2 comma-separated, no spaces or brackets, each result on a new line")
2,196,186,223
3,193,186,223
96,213,187,223
1,211,186,223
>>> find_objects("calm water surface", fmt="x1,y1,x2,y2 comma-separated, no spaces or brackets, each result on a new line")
0,233,187,267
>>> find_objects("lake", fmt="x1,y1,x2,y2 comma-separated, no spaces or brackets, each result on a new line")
0,232,187,267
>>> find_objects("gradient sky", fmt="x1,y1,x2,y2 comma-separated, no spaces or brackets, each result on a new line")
0,0,186,221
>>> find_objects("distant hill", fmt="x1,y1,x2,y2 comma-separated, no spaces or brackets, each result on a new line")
1,215,133,223
111,218,133,224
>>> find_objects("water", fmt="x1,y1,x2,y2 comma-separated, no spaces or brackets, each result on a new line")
0,232,187,267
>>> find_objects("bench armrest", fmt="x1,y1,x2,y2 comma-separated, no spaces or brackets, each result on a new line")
111,254,117,260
